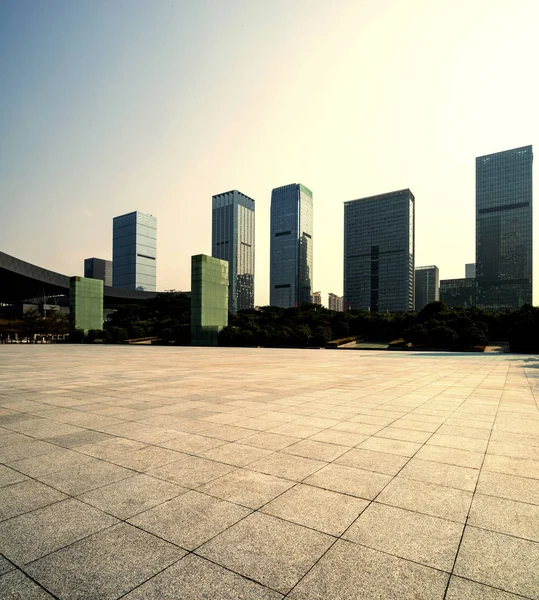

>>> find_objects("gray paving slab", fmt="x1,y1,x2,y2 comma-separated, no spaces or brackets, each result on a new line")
0,555,15,576
1,347,538,599
25,522,185,600
123,553,283,599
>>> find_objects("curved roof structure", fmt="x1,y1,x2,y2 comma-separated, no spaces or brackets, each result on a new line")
0,251,157,305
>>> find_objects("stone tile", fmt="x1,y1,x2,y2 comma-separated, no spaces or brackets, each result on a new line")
159,433,226,454
488,440,539,461
37,460,134,495
107,445,188,471
332,421,384,435
269,423,323,438
287,539,448,599
0,480,66,521
415,444,484,469
199,469,294,509
0,432,33,448
399,457,479,491
283,439,349,462
344,502,463,571
123,554,283,599
147,456,235,488
199,442,273,467
0,498,118,564
262,483,368,536
477,470,539,505
7,448,97,477
483,454,539,479
78,474,187,518
446,576,527,599
201,425,255,442
377,477,473,522
46,429,112,448
454,526,539,599
304,463,392,499
437,424,491,440
308,429,367,446
428,433,488,453
0,570,55,599
130,490,250,550
198,512,333,595
336,448,409,476
0,440,58,463
376,426,432,443
0,555,14,576
358,436,422,457
76,436,146,459
25,523,184,600
468,493,539,541
0,465,27,488
249,453,326,481
241,431,301,451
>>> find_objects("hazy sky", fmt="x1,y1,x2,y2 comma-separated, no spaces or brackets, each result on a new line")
1,0,538,305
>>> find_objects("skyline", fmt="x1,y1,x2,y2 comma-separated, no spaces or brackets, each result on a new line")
1,0,538,305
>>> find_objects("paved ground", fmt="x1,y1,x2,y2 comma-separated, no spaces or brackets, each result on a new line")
0,346,538,599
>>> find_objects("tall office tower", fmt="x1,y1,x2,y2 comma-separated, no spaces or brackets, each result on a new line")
440,278,476,308
270,183,313,307
344,189,415,312
465,263,476,279
415,266,440,311
84,258,112,287
328,293,344,312
212,190,255,314
476,146,533,310
112,211,157,291
312,291,322,305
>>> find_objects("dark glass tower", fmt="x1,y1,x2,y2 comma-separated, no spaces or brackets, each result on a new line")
476,146,533,310
212,190,255,314
270,184,313,308
84,258,112,287
344,189,415,312
112,211,157,291
415,265,439,311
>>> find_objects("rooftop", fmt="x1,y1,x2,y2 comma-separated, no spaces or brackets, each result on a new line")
0,346,538,598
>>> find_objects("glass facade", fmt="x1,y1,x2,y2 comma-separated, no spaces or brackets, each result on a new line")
270,183,313,307
476,146,533,310
84,258,112,287
212,190,255,314
415,266,439,311
344,189,415,312
465,263,476,279
112,211,157,291
191,254,229,346
69,276,103,333
440,278,476,308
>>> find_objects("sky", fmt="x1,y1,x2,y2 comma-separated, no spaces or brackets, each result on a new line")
1,0,538,305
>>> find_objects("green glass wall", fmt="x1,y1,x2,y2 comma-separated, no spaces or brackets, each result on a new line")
70,276,104,333
191,255,229,346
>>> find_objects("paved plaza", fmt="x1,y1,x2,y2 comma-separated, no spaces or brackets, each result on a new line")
0,346,538,599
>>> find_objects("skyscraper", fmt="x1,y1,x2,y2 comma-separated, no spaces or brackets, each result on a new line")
212,190,255,314
270,184,313,307
328,293,344,312
415,266,439,311
84,258,112,287
476,146,533,310
312,291,322,305
344,189,415,312
112,211,157,291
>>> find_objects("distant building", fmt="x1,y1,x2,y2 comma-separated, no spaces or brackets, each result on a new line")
328,293,344,312
312,291,322,305
112,211,157,291
270,183,313,308
415,266,439,311
440,278,476,308
70,277,103,333
344,189,415,312
84,258,112,287
465,263,476,279
476,146,533,310
212,190,255,314
191,255,228,346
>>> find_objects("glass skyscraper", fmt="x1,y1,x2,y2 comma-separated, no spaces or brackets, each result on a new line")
112,211,157,291
476,145,533,310
84,258,112,287
212,190,255,314
344,189,415,312
415,265,439,311
270,183,313,308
